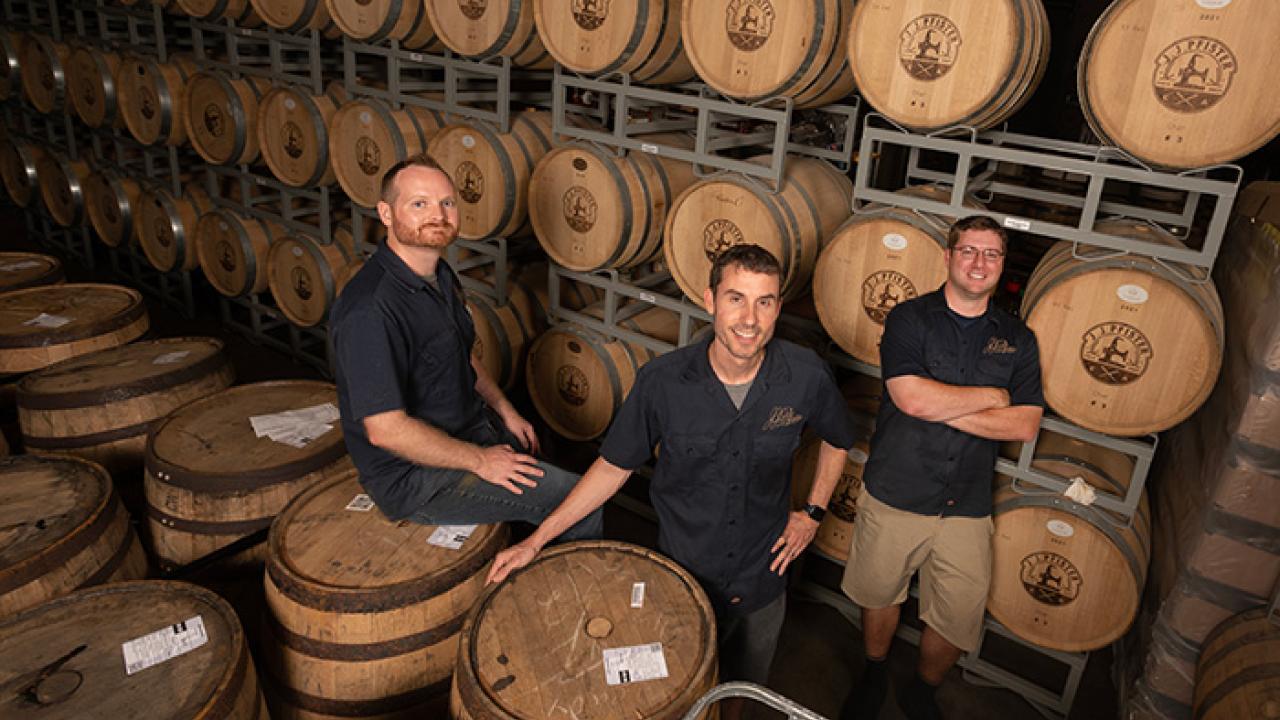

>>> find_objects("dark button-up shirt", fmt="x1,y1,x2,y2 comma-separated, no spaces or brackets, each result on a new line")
331,245,482,519
600,337,855,616
864,288,1044,517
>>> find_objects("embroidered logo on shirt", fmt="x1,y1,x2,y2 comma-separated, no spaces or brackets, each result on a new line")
762,406,803,431
983,337,1017,355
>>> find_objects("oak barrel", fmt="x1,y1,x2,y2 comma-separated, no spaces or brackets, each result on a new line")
19,34,68,113
0,580,267,719
425,0,551,68
1193,607,1280,720
1022,220,1223,436
35,150,91,227
196,207,288,298
185,70,271,166
174,0,262,25
251,0,337,34
266,228,360,327
0,29,22,102
427,111,554,240
0,455,148,617
453,540,717,719
16,337,235,478
681,0,854,108
137,182,214,273
325,0,440,49
116,53,198,146
0,284,149,375
0,252,62,293
533,0,695,84
531,135,697,272
468,284,535,391
84,168,143,247
663,155,853,307
329,97,445,208
258,81,347,187
1079,0,1280,169
66,45,121,128
263,470,506,719
0,135,44,208
144,380,350,571
989,431,1150,652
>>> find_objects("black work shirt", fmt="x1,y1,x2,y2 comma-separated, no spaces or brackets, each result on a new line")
864,288,1044,518
600,337,855,617
330,245,482,519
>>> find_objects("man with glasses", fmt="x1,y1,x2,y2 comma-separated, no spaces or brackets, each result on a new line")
840,215,1044,720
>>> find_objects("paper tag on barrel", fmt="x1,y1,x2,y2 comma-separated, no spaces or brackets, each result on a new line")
23,312,71,328
121,616,208,675
0,260,42,272
250,403,340,448
603,643,669,686
428,524,477,550
346,493,375,512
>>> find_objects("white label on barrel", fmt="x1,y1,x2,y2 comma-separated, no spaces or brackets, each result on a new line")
345,493,375,512
640,143,659,155
121,616,208,676
1117,284,1149,304
410,53,425,63
360,111,372,125
23,312,71,328
848,448,869,465
462,135,476,149
292,246,303,258
284,97,296,111
1003,217,1032,231
428,524,477,549
1196,0,1231,8
882,233,908,251
1047,520,1075,538
638,291,657,304
0,260,41,271
603,643,669,686
631,582,645,608
152,350,191,365
218,220,229,231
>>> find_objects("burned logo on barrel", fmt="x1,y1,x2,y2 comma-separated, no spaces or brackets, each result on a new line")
218,240,236,273
283,122,305,160
292,267,313,301
557,368,589,407
572,0,609,30
1152,36,1236,114
356,137,380,176
862,270,916,324
1080,322,1153,385
725,0,774,52
203,104,224,137
563,186,597,233
1020,551,1083,606
459,0,488,20
703,219,744,261
457,162,484,203
898,14,962,81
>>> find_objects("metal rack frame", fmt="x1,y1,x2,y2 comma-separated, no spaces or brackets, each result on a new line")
202,163,342,245
72,0,174,62
2,0,64,38
547,264,710,354
219,293,331,376
189,18,332,95
552,66,859,187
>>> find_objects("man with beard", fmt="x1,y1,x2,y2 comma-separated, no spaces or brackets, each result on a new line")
329,154,601,540
486,244,854,720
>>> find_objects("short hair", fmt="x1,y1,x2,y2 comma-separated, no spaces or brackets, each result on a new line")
380,153,450,202
947,215,1008,251
708,243,782,293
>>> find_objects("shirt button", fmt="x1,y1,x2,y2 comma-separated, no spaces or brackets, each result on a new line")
946,500,956,507
730,485,739,491
728,552,735,558
732,451,740,457
730,596,742,605
728,519,736,526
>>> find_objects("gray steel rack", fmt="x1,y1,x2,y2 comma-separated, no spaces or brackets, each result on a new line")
188,18,332,95
72,0,175,62
547,264,709,355
219,292,331,376
202,163,342,245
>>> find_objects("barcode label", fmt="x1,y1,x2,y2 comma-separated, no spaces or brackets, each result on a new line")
428,524,478,550
121,616,208,676
630,582,645,608
345,494,375,512
603,643,668,686
1003,217,1032,231
640,143,659,155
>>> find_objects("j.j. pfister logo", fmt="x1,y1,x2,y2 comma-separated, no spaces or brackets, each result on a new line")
557,367,589,407
1152,36,1237,113
572,0,609,30
898,14,962,81
563,186,597,233
203,104,224,138
1020,551,1083,606
356,137,380,176
459,0,487,20
725,0,774,52
703,219,744,261
862,270,916,324
457,162,484,203
1080,322,1153,385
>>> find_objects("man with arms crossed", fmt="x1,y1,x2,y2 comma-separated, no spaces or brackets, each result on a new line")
840,215,1044,720
488,244,855,720
330,154,601,540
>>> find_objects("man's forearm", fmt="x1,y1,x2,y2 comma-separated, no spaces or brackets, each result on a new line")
945,405,1043,442
472,354,514,415
805,441,848,509
370,412,484,472
887,375,1008,422
524,457,630,550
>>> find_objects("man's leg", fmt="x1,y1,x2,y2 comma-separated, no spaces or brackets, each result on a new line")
716,593,787,720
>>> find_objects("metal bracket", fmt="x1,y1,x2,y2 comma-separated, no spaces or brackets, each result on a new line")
547,264,710,355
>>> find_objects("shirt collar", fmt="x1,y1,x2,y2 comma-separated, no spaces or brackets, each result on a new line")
924,285,999,326
374,243,453,293
680,334,791,387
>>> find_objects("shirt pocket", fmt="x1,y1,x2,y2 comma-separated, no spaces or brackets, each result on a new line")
924,347,961,385
974,353,1016,388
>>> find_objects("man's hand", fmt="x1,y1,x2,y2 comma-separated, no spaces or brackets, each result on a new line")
769,511,820,574
498,407,541,454
486,540,540,584
474,444,544,494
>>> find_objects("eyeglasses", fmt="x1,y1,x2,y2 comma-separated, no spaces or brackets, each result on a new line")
952,245,1005,261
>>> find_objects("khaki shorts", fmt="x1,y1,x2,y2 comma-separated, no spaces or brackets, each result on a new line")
841,487,993,651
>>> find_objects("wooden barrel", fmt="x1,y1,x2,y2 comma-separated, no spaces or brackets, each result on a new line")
66,45,121,128
789,432,872,564
84,168,143,247
989,431,1151,652
266,229,359,327
425,0,551,68
137,182,214,273
196,207,287,297
258,81,347,187
0,455,148,617
1022,220,1224,436
16,337,235,478
144,380,350,572
847,0,1050,132
681,0,854,108
427,111,553,240
329,97,445,208
35,151,91,227
0,29,22,102
533,0,694,84
19,35,68,113
174,0,262,24
251,0,337,34
453,540,717,720
468,285,535,391
1079,0,1280,169
325,0,440,49
531,135,697,271
1194,607,1280,720
812,185,980,366
0,136,43,208
0,580,266,718
0,252,62,293
663,155,853,307
0,284,149,375
263,470,506,719
116,53,198,146
185,70,270,166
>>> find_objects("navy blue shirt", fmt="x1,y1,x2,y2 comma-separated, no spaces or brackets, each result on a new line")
864,288,1044,517
330,245,483,519
600,337,856,616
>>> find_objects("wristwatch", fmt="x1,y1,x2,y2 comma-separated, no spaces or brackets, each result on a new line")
801,504,827,522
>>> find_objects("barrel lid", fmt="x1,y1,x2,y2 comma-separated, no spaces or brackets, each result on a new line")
185,70,251,165
0,455,113,594
258,85,330,188
20,34,64,114
534,0,641,75
0,251,62,292
145,380,346,492
66,45,117,128
266,471,507,611
427,0,513,57
682,0,821,100
530,146,631,271
16,337,228,410
328,0,400,42
266,234,350,327
329,98,402,209
428,122,514,240
457,540,716,718
0,580,248,720
0,283,146,350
